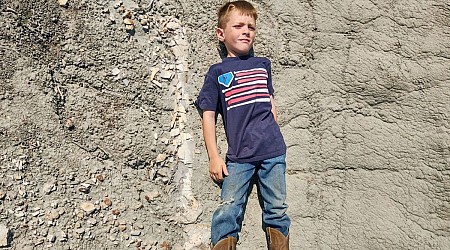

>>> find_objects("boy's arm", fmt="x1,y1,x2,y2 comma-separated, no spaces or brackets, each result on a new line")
270,95,278,123
202,110,228,183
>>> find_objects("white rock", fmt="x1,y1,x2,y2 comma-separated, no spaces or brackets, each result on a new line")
155,154,167,163
45,210,60,221
58,207,66,215
140,18,149,25
152,80,162,88
149,67,159,81
167,40,176,47
34,238,44,246
78,183,90,193
15,212,25,218
178,140,194,164
144,191,160,202
59,230,68,242
181,133,192,141
166,21,181,31
87,218,97,226
111,67,120,76
58,0,68,7
47,234,56,243
170,128,180,137
177,105,186,113
130,230,141,236
42,180,57,195
160,70,173,80
0,224,11,247
80,202,96,214
172,46,182,59
123,18,133,25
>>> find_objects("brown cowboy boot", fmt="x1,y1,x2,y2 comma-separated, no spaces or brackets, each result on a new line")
266,227,289,250
211,236,237,250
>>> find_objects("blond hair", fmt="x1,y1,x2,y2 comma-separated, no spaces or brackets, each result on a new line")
217,1,258,28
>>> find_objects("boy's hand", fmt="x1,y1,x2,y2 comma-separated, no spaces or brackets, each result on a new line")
209,156,228,183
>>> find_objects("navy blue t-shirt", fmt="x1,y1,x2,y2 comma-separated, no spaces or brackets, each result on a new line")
196,55,286,163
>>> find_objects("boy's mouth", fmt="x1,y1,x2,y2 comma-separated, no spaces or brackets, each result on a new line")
239,39,251,44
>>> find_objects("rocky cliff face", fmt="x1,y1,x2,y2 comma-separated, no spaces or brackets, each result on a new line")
1,0,449,249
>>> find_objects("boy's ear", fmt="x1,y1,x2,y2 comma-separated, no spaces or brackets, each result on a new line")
216,27,225,42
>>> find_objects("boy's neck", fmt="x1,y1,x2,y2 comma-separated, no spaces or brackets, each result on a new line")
225,47,254,58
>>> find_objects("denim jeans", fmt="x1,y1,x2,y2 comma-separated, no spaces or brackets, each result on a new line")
211,154,290,245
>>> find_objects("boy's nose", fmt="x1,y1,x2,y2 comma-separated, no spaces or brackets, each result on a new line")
242,26,250,35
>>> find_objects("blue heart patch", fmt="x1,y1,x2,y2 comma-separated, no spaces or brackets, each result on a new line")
218,72,234,88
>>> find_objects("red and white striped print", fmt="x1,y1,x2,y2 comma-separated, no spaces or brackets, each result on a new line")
222,68,271,110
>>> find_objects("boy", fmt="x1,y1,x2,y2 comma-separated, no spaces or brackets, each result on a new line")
196,1,290,249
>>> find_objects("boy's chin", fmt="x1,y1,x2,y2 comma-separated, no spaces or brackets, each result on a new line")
231,48,253,57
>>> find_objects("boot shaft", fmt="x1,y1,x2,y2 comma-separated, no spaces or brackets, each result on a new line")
266,227,289,250
211,236,237,250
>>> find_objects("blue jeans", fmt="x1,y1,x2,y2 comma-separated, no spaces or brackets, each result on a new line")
211,154,290,245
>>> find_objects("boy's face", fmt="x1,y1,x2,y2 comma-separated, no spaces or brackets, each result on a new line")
217,10,256,57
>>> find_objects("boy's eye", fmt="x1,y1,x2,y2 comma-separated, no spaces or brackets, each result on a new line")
233,25,256,31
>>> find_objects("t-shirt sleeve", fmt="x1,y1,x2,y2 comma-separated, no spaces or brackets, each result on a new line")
196,67,219,112
265,59,274,95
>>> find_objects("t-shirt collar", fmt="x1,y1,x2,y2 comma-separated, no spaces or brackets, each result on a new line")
222,54,253,61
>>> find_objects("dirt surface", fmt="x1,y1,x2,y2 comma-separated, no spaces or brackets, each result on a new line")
1,0,449,249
